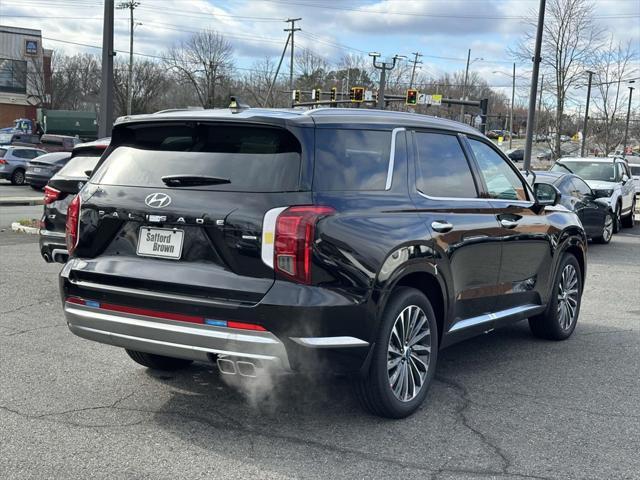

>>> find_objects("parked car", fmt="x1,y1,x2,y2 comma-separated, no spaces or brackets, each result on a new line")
0,146,47,185
39,138,109,263
505,148,524,162
534,171,615,243
537,148,572,161
629,162,640,196
57,109,589,419
39,134,81,152
25,151,72,190
551,157,636,231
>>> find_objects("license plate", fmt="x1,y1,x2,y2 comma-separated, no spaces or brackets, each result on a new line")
137,227,184,260
32,167,42,173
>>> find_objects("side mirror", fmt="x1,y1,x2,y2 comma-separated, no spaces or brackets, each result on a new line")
534,182,561,206
622,174,630,183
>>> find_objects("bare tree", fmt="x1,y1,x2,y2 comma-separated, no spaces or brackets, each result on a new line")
50,53,101,111
241,57,279,107
589,37,637,154
165,30,234,108
295,48,329,90
114,59,170,115
515,0,604,158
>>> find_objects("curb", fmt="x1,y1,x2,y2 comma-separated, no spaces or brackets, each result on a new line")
11,222,40,235
0,197,44,206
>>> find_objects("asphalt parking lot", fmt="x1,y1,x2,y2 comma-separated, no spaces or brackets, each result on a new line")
1,227,639,480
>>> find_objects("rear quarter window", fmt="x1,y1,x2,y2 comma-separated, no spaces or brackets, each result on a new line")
314,129,392,191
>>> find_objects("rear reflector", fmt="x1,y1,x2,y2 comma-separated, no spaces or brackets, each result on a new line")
65,297,267,331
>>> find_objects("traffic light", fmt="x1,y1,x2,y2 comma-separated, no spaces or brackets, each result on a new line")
330,87,337,102
292,90,301,103
406,89,418,105
312,88,322,102
351,87,364,103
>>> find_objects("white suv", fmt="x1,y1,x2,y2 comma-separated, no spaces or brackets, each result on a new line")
552,157,636,231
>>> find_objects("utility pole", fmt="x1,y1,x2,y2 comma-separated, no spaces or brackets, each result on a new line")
409,51,422,89
460,49,471,122
509,62,515,149
370,52,405,110
117,1,139,116
284,18,301,92
99,0,115,138
523,0,545,172
581,70,594,157
264,33,290,107
622,81,635,156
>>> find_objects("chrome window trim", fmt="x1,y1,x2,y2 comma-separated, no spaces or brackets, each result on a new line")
386,127,405,190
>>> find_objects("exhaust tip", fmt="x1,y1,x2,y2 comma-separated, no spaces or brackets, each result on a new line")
217,358,237,375
42,253,51,262
236,360,257,378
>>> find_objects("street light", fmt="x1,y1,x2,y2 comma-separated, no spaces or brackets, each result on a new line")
493,64,517,149
370,52,405,110
623,80,636,157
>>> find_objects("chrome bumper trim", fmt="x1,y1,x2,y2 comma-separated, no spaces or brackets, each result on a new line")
290,336,369,348
64,302,291,369
52,248,68,262
67,277,254,308
40,229,65,238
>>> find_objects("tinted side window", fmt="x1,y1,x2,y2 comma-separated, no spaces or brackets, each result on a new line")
468,139,528,201
414,132,477,198
314,129,392,191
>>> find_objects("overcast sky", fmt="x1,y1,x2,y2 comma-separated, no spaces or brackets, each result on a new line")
1,0,639,106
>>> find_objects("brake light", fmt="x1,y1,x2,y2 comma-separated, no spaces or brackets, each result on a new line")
66,194,81,254
0,159,7,164
274,206,335,284
43,186,61,204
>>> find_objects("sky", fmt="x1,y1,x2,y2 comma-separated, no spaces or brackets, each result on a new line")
1,0,639,108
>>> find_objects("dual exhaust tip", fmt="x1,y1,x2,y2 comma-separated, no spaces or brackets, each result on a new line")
216,357,259,378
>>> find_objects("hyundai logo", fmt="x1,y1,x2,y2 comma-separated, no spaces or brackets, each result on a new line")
144,192,172,208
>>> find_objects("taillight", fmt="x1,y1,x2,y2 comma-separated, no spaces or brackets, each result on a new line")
274,206,335,284
0,159,7,164
43,186,61,205
65,195,81,254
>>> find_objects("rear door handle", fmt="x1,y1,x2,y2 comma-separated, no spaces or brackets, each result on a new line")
431,220,453,233
500,219,519,229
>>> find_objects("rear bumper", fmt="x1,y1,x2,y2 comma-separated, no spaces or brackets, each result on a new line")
60,262,375,374
64,301,293,369
39,230,67,263
25,173,50,187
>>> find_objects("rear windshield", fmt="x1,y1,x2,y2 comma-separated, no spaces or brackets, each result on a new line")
314,129,392,190
58,151,103,178
93,124,302,192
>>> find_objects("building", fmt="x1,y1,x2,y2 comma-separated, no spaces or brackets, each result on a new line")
0,25,52,128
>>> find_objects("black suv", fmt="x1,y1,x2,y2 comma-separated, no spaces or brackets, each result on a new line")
59,108,587,418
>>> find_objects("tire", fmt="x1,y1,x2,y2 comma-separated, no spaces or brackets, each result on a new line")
528,254,582,340
125,349,193,370
355,287,438,419
10,169,25,185
593,211,614,244
613,203,622,233
622,199,636,228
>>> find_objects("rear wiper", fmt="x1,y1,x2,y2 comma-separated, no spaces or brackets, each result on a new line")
161,175,231,187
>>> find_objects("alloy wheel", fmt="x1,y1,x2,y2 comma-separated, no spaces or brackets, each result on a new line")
557,264,579,330
387,305,431,402
603,214,613,242
13,170,25,185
